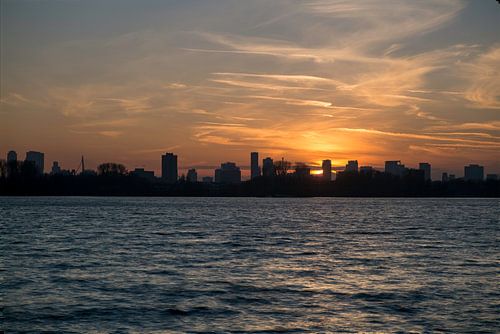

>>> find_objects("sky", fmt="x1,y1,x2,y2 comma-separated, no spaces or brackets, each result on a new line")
1,0,499,179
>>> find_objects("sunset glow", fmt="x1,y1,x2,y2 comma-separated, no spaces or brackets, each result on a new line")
1,0,499,178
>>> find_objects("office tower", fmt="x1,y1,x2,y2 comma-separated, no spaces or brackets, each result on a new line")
161,153,178,183
385,160,405,177
187,168,198,182
7,150,17,162
25,151,44,174
359,166,374,174
464,164,484,181
262,157,274,177
322,160,332,181
345,160,358,173
250,152,260,179
51,161,61,174
214,162,241,184
202,176,213,183
419,162,431,181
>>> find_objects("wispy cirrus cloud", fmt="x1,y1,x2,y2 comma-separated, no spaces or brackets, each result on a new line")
2,0,499,175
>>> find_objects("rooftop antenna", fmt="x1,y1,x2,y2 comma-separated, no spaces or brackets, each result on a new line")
81,155,85,174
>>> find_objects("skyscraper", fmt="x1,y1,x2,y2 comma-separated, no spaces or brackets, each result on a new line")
322,159,332,181
464,164,484,181
345,160,358,173
419,162,431,181
161,153,178,183
7,150,17,162
25,151,44,174
187,168,198,182
262,157,274,177
385,160,405,177
250,152,260,179
214,162,241,184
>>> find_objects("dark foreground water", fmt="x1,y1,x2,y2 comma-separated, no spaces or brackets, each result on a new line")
1,197,499,333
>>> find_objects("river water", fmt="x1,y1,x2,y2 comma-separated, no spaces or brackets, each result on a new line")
1,197,499,333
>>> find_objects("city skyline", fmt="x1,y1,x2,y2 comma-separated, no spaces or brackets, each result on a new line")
3,148,497,182
1,1,499,179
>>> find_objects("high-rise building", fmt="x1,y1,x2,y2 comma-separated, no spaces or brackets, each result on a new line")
322,160,332,181
7,150,17,162
161,153,178,183
187,168,198,182
262,157,274,177
25,151,44,174
419,162,431,181
345,160,358,173
464,164,484,181
51,161,61,174
385,160,405,177
214,162,241,184
250,152,260,179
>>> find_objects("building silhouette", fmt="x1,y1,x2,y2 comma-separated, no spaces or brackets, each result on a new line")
161,153,178,183
295,163,311,177
486,174,498,181
25,151,44,174
262,157,274,177
130,168,155,180
322,160,332,181
464,164,484,181
442,172,449,182
51,161,61,175
251,152,260,179
359,166,374,174
385,160,405,177
345,160,358,173
187,168,198,182
202,176,213,183
419,162,431,181
7,150,17,162
215,162,241,184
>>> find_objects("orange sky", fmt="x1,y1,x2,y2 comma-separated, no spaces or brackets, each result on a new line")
1,0,499,179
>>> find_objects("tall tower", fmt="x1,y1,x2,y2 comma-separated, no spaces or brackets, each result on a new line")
250,152,260,179
162,153,178,183
322,159,332,181
419,162,431,181
262,157,274,177
25,151,44,175
345,160,358,173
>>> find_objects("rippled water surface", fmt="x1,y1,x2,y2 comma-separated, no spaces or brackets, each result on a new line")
1,197,499,333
